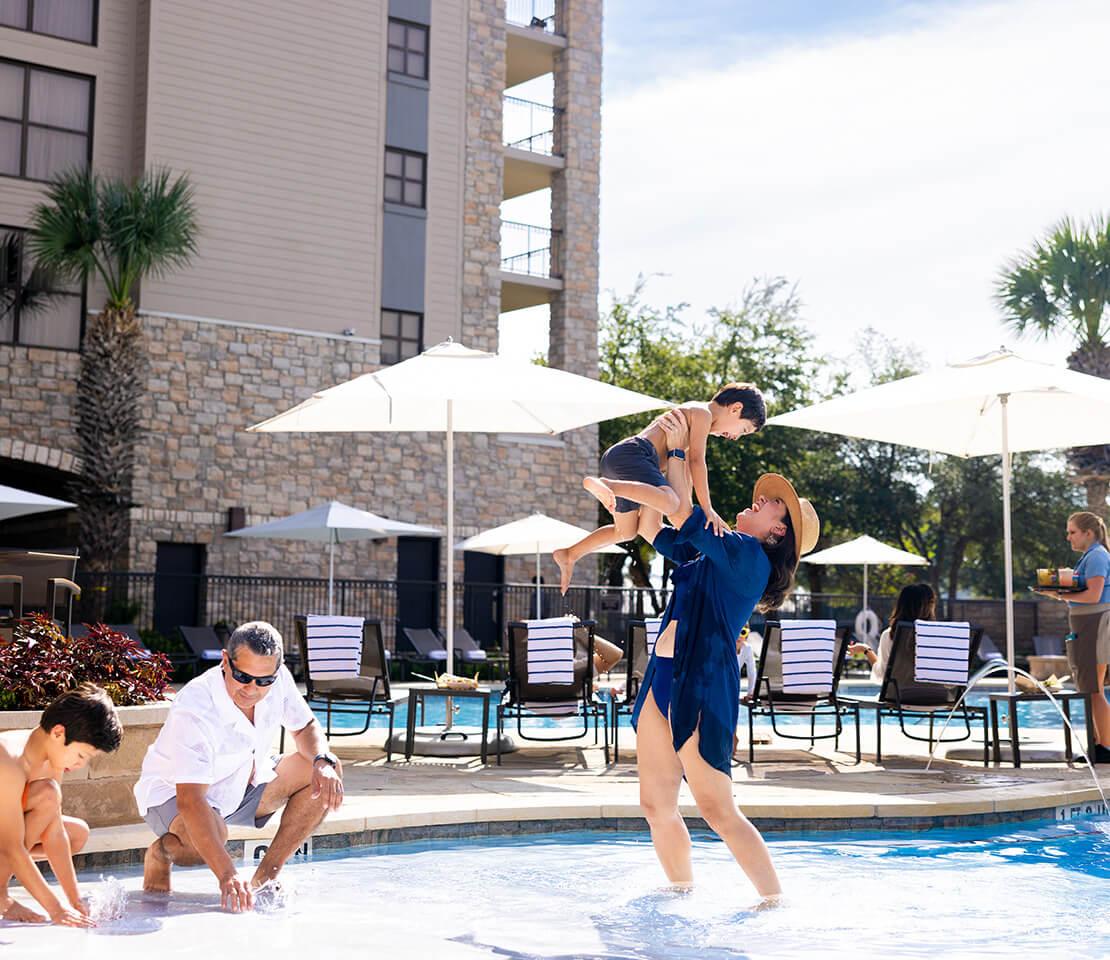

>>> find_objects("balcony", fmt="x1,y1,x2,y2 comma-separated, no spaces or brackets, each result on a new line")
505,0,566,87
502,96,565,199
499,220,563,312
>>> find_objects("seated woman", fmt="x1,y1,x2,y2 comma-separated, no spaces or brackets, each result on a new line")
849,582,936,683
633,412,819,904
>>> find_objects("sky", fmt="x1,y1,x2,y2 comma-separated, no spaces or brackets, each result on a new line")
498,0,1110,379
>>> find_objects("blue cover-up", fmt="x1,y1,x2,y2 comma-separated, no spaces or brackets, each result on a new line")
631,506,772,775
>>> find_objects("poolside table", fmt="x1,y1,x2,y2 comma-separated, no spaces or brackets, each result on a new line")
988,689,1095,768
405,685,494,763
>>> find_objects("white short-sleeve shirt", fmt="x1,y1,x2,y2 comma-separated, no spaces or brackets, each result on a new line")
134,663,315,818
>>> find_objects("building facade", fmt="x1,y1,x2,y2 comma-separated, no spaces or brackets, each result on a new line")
0,0,604,636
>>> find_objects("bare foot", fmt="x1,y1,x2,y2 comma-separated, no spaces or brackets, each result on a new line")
753,893,783,911
583,476,617,515
553,548,575,595
142,839,172,893
1,898,47,923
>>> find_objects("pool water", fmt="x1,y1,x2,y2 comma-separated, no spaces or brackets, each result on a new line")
315,684,1085,733
4,821,1110,958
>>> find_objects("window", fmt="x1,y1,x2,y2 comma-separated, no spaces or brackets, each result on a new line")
380,309,422,365
384,147,425,208
0,0,98,45
0,226,85,350
0,59,93,182
387,18,428,80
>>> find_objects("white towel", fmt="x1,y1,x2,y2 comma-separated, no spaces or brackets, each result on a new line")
780,619,836,694
645,617,663,657
525,616,576,685
522,700,580,716
306,615,363,680
914,620,970,685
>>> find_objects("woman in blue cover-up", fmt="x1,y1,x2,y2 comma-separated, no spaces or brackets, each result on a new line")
631,412,819,902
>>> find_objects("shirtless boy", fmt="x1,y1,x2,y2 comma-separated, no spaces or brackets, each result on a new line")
0,683,122,926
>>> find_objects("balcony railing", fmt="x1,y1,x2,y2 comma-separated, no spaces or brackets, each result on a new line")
500,220,561,278
503,96,563,156
505,0,561,33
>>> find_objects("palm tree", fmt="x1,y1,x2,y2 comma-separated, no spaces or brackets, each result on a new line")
28,167,198,570
996,215,1110,515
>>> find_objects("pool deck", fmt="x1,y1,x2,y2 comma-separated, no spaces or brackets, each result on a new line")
77,691,1110,868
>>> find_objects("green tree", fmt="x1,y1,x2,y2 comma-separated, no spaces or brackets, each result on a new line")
995,215,1110,514
29,167,198,570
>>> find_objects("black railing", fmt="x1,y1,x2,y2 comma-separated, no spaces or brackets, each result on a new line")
500,221,561,278
71,572,1045,661
505,0,560,33
503,96,563,156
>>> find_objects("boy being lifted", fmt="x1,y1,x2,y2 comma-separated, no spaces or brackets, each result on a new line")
0,683,122,926
554,383,766,593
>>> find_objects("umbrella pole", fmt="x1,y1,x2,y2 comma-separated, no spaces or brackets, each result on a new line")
535,545,541,618
1001,394,1016,696
445,401,455,730
328,529,335,616
863,563,869,613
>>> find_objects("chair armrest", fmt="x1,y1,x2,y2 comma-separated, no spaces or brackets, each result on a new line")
0,576,23,583
47,577,81,599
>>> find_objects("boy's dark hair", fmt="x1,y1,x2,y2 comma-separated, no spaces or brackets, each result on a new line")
713,382,766,431
40,683,122,753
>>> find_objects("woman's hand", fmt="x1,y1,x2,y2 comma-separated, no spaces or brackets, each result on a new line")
657,409,689,451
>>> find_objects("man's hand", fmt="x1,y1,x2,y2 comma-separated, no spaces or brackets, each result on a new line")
49,903,96,927
219,872,254,913
704,507,731,536
311,758,344,813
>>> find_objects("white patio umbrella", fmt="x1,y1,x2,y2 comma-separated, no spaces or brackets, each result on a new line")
247,340,669,665
226,501,440,615
803,535,928,643
768,347,1110,693
0,484,75,521
455,512,625,615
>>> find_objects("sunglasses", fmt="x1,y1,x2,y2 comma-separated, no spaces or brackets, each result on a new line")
226,662,279,687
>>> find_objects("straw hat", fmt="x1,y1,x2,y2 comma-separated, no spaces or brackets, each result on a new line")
752,473,820,559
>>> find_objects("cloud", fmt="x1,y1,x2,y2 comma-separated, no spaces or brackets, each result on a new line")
599,0,1110,368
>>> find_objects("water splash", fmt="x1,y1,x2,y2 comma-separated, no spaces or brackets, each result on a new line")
252,879,291,914
86,876,127,922
925,661,1109,816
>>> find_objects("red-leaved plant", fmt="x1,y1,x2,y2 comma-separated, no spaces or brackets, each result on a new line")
0,613,171,709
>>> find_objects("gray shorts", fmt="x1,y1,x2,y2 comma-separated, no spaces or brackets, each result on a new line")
1067,608,1105,694
143,780,275,837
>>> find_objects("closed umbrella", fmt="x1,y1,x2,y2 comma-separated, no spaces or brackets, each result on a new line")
226,501,440,614
803,535,928,642
455,512,625,615
768,347,1110,692
0,484,74,521
248,340,668,664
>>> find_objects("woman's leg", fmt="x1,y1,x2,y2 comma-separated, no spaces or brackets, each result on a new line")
1093,663,1110,747
678,728,781,899
636,689,692,884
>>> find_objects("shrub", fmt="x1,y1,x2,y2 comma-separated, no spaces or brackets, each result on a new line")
0,613,171,710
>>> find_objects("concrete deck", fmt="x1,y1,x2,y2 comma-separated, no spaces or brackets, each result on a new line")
77,712,1110,869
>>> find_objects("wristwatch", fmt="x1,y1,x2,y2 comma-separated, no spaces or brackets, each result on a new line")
313,752,339,768
667,449,686,460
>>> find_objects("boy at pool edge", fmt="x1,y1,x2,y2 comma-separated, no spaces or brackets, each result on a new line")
554,383,767,593
0,684,122,926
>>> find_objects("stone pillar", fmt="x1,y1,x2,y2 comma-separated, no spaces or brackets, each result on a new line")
549,0,602,377
460,0,506,351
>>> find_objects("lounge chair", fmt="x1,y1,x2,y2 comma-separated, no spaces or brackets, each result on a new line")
445,625,487,666
977,633,1005,663
1033,635,1065,657
0,549,80,637
611,617,662,762
1029,635,1069,681
397,626,448,679
497,617,609,764
294,616,396,758
740,620,856,763
178,625,224,665
842,620,989,765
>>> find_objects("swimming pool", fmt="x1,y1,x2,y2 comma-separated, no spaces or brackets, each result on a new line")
5,820,1109,958
315,684,1085,733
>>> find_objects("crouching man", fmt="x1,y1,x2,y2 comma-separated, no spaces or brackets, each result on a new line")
135,621,343,913
0,683,122,926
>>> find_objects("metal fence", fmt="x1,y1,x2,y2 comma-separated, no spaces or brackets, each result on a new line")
503,96,562,155
500,221,561,278
505,0,559,32
72,572,1046,661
